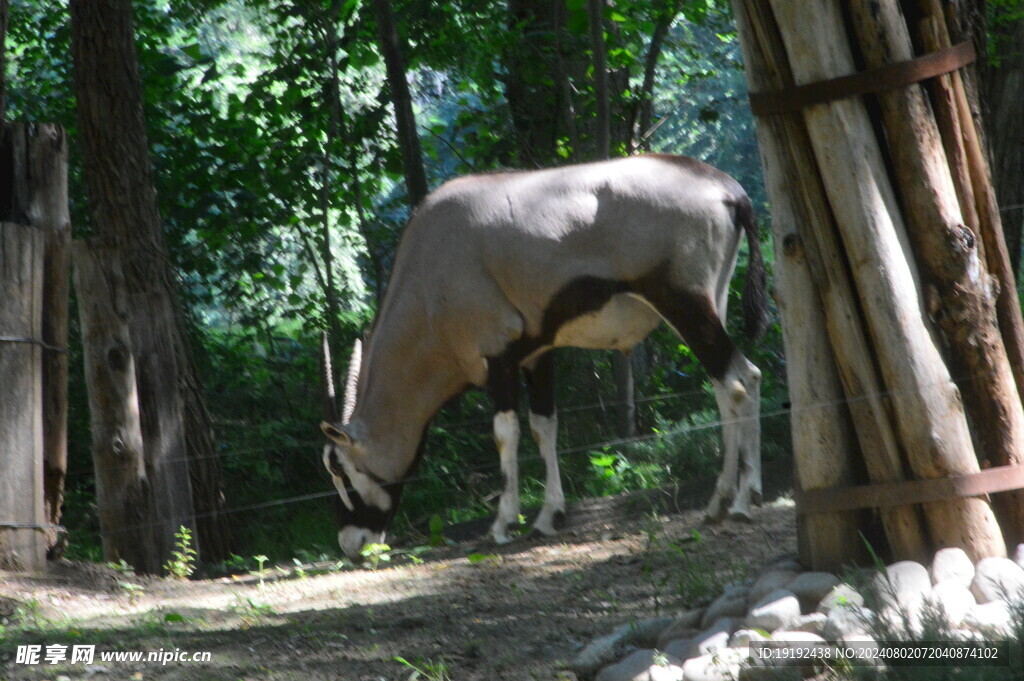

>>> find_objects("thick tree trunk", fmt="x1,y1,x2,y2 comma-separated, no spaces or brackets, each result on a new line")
69,0,229,568
0,223,46,572
73,241,161,572
373,0,428,207
984,11,1024,277
767,0,1005,561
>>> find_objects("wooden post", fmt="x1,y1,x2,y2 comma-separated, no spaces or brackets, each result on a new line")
73,240,162,573
735,0,927,566
847,0,1024,542
0,122,71,557
0,223,46,572
917,1,1024,406
766,0,1005,560
26,125,71,557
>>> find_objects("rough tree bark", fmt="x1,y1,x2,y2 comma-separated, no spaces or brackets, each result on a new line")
69,0,230,568
73,241,160,572
736,0,928,565
767,0,1005,560
373,0,428,207
848,0,1024,541
0,224,46,572
985,11,1024,278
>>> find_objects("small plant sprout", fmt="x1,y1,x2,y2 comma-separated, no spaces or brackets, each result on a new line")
360,543,392,570
163,525,197,579
394,656,451,681
119,581,144,606
253,554,269,587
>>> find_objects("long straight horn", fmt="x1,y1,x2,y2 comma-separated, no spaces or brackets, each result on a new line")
342,338,362,425
321,332,339,422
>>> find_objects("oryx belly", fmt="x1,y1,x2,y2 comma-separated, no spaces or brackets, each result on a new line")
551,292,661,352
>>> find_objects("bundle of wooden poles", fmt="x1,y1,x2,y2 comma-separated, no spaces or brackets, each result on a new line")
734,0,1024,571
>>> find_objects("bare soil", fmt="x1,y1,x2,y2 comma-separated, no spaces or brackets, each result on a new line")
1,478,798,681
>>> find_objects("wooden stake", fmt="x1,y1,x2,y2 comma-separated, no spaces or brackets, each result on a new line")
736,0,928,564
848,0,1024,543
768,0,1004,560
0,223,46,572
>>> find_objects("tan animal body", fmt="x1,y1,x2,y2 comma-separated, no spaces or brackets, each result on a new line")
322,154,767,559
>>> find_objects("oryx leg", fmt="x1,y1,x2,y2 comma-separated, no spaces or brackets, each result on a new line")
525,352,565,535
643,289,762,522
487,354,521,544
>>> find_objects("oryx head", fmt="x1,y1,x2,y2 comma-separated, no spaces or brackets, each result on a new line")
320,339,402,561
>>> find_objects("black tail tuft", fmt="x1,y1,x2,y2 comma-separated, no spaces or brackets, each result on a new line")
736,197,769,340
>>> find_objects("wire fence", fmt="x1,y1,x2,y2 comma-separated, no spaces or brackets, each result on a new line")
50,358,1014,541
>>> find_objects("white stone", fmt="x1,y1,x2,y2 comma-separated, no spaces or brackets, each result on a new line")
572,625,637,678
823,605,873,641
877,604,922,637
655,610,705,656
872,561,931,610
816,583,864,615
745,589,801,632
963,600,1013,636
738,667,801,681
683,617,740,659
663,638,694,662
729,629,768,647
785,572,840,613
595,649,684,681
630,617,677,648
681,648,747,681
1012,543,1024,571
929,547,974,587
970,557,1024,604
657,628,702,656
921,580,975,628
701,586,751,628
838,634,882,666
748,570,799,606
784,613,828,636
769,630,826,645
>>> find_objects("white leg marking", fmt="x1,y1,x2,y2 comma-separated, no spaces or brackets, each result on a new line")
707,353,762,522
530,412,565,535
489,410,521,544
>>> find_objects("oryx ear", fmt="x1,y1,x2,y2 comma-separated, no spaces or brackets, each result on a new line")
321,421,353,447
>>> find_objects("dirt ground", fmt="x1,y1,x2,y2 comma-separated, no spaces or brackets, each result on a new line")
1,477,798,681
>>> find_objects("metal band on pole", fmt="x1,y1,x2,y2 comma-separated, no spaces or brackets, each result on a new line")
749,41,976,116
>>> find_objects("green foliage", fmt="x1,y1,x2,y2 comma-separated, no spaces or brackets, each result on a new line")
163,526,198,580
7,0,794,565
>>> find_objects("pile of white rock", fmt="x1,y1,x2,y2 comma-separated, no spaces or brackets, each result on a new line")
570,545,1024,681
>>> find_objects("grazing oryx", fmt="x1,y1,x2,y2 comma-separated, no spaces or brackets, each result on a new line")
321,154,767,561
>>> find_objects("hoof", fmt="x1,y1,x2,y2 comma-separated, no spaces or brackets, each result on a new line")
727,509,754,523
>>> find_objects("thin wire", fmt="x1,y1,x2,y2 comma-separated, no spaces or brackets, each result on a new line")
69,361,1005,540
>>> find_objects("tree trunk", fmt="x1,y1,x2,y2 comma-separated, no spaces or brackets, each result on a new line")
70,0,229,568
767,0,1005,561
0,223,46,572
373,0,428,207
73,241,161,572
984,9,1024,278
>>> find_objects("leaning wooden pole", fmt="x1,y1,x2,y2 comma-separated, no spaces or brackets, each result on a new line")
736,0,929,565
847,0,1024,542
761,0,1005,560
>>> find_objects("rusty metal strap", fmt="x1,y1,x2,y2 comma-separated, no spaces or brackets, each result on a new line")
796,464,1024,515
750,41,976,116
